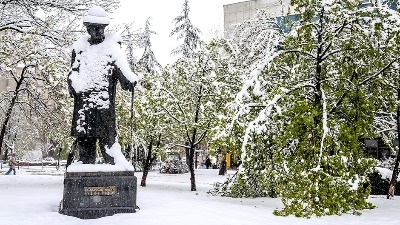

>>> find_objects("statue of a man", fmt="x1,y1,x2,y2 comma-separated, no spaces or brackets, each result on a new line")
68,6,138,164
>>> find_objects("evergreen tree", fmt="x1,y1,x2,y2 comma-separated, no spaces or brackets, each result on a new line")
138,18,161,75
170,0,203,58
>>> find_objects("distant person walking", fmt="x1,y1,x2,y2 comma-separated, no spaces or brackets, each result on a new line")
205,157,212,169
219,159,227,175
5,153,17,175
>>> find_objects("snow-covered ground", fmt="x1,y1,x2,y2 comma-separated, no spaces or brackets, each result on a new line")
0,166,399,225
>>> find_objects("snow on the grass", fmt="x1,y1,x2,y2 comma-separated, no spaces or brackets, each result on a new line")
1,168,400,225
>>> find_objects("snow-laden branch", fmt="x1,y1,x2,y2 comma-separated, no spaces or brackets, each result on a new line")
159,104,182,124
239,94,282,172
360,57,400,85
170,143,191,149
193,100,223,147
194,130,208,147
313,88,328,172
320,48,342,62
233,54,280,106
321,19,353,56
156,81,187,120
284,49,317,60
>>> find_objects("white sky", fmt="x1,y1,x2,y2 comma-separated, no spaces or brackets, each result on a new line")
111,0,241,66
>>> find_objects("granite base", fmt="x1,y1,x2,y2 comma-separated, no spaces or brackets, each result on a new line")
59,171,137,219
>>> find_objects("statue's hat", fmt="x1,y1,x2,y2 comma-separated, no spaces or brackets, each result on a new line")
83,6,110,25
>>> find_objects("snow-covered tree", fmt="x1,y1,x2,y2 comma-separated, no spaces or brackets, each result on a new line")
156,39,238,191
0,30,69,158
112,22,142,70
213,0,400,217
134,72,176,186
137,18,161,75
210,9,284,198
170,0,203,58
0,0,120,47
360,2,400,198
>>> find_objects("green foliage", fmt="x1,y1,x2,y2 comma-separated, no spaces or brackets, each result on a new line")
157,39,240,149
210,132,279,198
213,0,400,218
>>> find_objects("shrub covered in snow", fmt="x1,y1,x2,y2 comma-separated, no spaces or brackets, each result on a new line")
159,160,189,174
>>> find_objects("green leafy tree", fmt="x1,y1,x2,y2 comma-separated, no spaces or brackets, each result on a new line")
134,71,175,186
213,0,400,217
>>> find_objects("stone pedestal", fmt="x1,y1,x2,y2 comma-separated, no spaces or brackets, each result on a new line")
59,171,137,219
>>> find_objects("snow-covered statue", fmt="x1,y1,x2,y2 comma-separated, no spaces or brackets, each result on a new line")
67,6,138,166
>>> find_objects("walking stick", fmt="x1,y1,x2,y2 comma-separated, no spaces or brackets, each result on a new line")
130,82,136,169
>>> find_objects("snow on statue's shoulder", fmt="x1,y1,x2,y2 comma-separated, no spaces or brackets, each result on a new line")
70,33,138,93
71,35,90,52
71,33,121,52
105,33,138,84
105,33,122,44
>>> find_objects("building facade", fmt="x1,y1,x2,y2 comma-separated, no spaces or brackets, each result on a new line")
224,0,291,31
224,0,398,32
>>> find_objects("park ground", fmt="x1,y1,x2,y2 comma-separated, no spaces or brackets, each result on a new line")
0,166,399,225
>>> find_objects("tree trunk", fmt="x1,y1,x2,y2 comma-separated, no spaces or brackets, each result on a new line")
0,76,23,158
141,140,153,187
387,86,400,198
185,85,204,191
187,147,196,191
219,159,227,175
314,9,324,109
141,162,151,187
141,134,160,187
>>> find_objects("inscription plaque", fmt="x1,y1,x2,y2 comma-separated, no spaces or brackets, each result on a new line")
84,186,117,196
